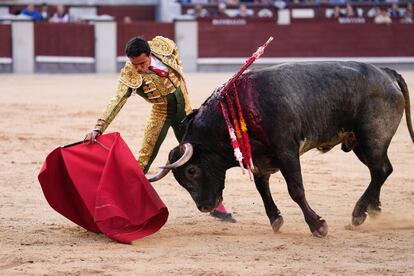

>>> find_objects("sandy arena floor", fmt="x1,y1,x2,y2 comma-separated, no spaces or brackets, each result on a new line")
0,71,413,275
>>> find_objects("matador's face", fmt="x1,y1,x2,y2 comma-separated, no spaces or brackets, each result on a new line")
129,53,151,74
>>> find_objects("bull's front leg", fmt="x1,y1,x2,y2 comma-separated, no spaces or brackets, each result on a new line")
254,173,284,232
278,151,328,237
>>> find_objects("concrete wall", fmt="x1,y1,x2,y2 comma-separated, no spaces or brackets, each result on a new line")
175,20,197,72
95,21,117,73
0,62,12,73
12,20,34,73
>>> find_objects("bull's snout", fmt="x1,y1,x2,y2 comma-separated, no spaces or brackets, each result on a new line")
196,197,222,213
198,205,215,213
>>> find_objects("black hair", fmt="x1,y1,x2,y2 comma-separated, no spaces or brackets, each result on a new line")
125,37,150,58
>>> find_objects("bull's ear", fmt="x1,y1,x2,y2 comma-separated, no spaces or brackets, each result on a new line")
180,109,198,127
179,109,199,136
168,145,182,164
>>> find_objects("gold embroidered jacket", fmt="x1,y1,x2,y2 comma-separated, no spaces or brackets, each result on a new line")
96,36,192,133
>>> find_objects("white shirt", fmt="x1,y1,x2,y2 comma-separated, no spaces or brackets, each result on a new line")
150,55,168,72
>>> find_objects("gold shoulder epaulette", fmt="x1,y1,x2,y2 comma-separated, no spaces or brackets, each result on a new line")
149,36,175,57
119,61,142,89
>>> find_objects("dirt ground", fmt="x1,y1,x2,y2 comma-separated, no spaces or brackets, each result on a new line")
0,70,413,275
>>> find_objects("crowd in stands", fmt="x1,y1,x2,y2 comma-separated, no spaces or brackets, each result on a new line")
181,0,411,4
8,1,414,24
329,2,413,24
184,0,413,24
18,3,70,23
187,0,282,18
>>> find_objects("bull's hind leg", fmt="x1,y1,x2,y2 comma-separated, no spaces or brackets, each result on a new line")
278,150,328,237
351,91,404,226
254,174,284,232
352,144,393,226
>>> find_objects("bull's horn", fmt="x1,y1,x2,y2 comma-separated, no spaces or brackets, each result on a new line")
147,163,171,182
162,143,193,169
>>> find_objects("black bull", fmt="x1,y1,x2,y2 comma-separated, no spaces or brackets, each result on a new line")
149,61,414,237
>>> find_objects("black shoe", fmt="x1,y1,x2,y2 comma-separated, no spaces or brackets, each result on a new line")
209,210,237,223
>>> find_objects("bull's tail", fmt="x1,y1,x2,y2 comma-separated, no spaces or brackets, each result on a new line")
382,68,414,143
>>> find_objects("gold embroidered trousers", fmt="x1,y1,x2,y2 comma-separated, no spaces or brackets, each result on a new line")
137,87,187,173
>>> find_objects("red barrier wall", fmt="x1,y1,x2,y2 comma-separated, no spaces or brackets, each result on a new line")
117,23,175,56
98,5,156,22
35,23,94,56
198,19,414,57
0,24,11,57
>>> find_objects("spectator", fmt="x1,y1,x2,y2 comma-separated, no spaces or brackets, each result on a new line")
40,3,49,22
49,5,70,23
402,3,414,22
257,8,274,18
20,4,42,22
367,6,380,18
191,0,209,3
374,7,392,24
192,4,210,17
273,0,287,10
332,5,345,19
388,3,402,18
227,0,240,5
256,0,273,4
235,4,254,17
123,16,132,23
329,0,346,4
215,2,230,17
400,9,413,24
406,3,413,15
345,3,356,18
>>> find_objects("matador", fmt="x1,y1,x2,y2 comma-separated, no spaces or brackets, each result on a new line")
85,36,236,222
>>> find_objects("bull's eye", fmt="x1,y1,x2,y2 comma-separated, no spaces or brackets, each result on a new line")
185,166,198,178
187,167,196,175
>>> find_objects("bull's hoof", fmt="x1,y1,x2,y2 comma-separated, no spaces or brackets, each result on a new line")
271,216,284,233
352,212,367,226
368,209,381,219
367,205,382,218
311,220,328,238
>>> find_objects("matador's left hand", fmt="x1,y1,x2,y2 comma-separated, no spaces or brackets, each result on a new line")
83,129,101,143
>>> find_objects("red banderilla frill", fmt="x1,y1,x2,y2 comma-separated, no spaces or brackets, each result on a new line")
220,101,245,174
219,36,273,178
232,83,254,171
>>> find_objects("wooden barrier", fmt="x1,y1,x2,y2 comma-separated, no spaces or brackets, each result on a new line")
3,19,413,73
0,24,11,57
34,23,94,57
198,19,414,57
117,22,174,56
